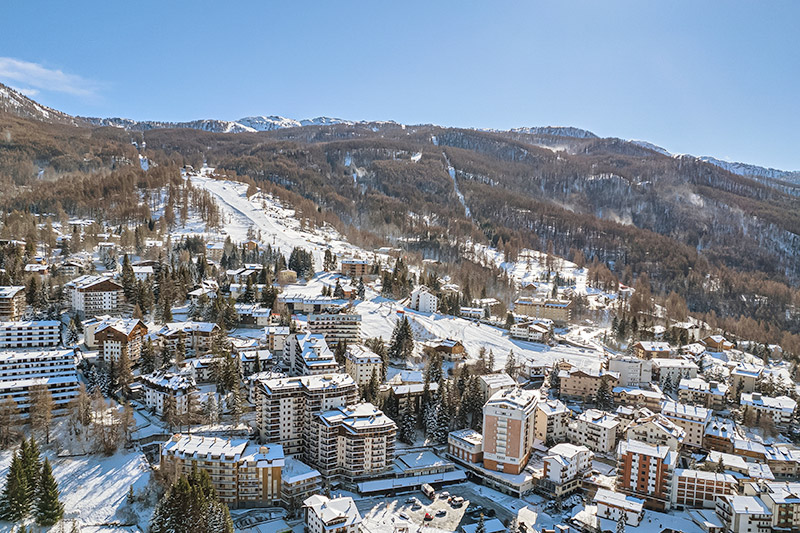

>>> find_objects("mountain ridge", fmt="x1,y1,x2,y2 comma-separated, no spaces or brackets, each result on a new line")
1,81,797,181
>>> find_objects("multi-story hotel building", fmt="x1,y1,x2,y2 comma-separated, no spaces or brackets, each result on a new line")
96,318,147,363
661,401,712,449
284,333,339,376
64,275,124,316
307,313,361,346
0,321,60,349
344,344,382,388
161,434,284,509
0,286,26,321
0,348,79,414
306,402,396,483
616,439,678,511
255,373,358,454
482,387,538,475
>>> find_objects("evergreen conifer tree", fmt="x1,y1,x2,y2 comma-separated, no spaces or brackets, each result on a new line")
0,451,29,522
35,458,64,526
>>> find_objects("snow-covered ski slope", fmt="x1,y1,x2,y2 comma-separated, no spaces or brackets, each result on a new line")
189,167,367,266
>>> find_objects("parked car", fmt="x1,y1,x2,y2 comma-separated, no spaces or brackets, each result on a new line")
424,513,433,521
399,513,410,520
435,509,447,517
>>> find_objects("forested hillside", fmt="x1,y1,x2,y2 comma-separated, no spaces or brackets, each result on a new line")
1,84,799,345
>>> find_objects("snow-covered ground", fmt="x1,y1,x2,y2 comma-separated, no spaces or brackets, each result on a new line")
0,448,151,529
189,168,368,267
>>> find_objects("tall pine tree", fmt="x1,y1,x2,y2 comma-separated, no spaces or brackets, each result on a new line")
0,451,30,522
35,458,64,527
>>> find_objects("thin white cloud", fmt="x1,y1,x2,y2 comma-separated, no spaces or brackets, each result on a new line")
10,86,40,98
0,57,98,97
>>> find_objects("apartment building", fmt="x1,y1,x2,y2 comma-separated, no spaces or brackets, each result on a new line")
0,348,79,414
633,341,671,359
304,494,362,533
409,286,438,314
340,258,370,279
534,398,571,445
679,378,728,411
448,428,483,464
568,409,620,453
703,417,737,454
96,318,147,363
741,392,797,428
745,481,800,532
0,286,26,321
277,295,348,315
0,321,60,349
595,488,645,527
558,366,619,402
264,325,290,355
715,495,772,533
540,443,593,498
157,321,220,355
161,434,284,509
478,373,517,402
64,275,124,316
344,344,382,388
608,356,653,387
306,402,396,483
731,363,763,395
703,335,734,352
661,401,711,449
616,439,678,511
140,369,197,415
281,456,323,511
482,387,538,474
285,333,339,376
307,313,361,345
624,413,685,451
613,386,665,413
513,297,572,325
255,373,359,454
673,469,737,509
651,358,699,388
509,320,552,343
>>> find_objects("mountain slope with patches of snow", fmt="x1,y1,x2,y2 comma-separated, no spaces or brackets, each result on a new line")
698,155,800,184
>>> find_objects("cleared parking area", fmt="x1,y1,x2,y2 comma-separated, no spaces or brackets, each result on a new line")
357,483,519,533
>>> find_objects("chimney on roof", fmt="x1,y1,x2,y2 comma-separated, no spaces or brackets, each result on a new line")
172,434,182,442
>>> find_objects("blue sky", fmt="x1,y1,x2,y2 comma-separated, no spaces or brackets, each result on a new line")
2,1,798,169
